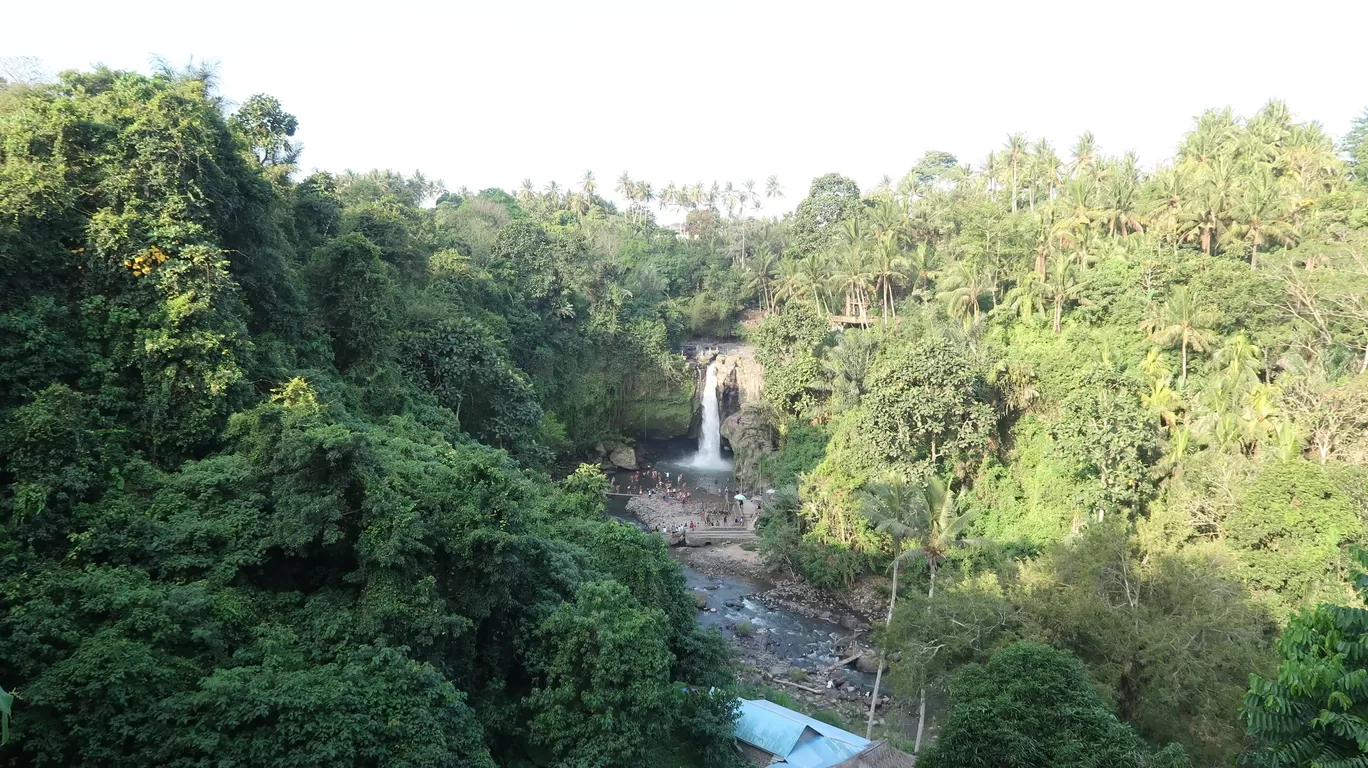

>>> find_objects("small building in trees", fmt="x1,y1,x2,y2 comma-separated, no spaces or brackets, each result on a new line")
733,698,915,767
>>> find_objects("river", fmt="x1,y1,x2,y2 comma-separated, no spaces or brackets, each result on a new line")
604,438,876,687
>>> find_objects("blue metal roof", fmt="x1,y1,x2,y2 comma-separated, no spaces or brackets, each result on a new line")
734,699,871,768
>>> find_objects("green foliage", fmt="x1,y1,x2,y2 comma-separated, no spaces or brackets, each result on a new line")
919,642,1189,768
0,65,742,766
528,581,676,766
790,173,862,257
753,303,830,416
862,333,996,472
1054,365,1160,521
307,232,397,372
230,93,299,168
1242,548,1368,766
768,423,828,487
1227,460,1362,609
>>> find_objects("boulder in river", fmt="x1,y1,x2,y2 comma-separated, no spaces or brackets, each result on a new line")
855,654,885,674
605,441,637,470
839,614,859,631
693,593,708,610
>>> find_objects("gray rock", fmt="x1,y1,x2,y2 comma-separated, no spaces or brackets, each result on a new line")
606,442,637,470
839,614,859,631
693,593,708,610
768,665,788,678
856,655,884,675
819,611,833,621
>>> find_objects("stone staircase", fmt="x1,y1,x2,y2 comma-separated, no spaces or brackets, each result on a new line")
682,526,758,546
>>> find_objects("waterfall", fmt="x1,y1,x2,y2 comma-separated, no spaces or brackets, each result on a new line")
692,361,729,468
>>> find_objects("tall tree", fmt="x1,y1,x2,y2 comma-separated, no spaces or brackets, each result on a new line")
1142,286,1218,384
1005,132,1028,213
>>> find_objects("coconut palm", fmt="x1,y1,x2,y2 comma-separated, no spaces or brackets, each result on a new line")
517,178,537,206
765,174,783,202
773,258,803,308
1146,164,1193,253
1142,378,1183,429
1003,271,1046,323
1142,285,1218,384
1054,178,1101,250
1227,167,1293,269
938,258,993,328
580,170,597,199
1042,251,1083,334
831,242,874,321
615,171,633,201
1004,132,1028,213
798,252,829,314
1070,130,1098,179
907,242,939,296
859,477,979,749
870,233,907,322
543,180,562,207
1029,137,1061,208
745,250,780,313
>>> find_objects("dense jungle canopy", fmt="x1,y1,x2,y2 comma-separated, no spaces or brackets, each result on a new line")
3,61,1368,767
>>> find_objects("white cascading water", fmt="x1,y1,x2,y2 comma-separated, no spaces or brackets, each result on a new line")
692,361,728,469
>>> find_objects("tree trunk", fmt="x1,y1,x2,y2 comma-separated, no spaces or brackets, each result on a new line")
912,558,936,755
1250,242,1258,271
865,553,900,739
1011,165,1018,213
1181,337,1189,384
1053,296,1063,334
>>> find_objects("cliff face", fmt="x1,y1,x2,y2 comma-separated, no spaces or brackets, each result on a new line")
619,363,695,439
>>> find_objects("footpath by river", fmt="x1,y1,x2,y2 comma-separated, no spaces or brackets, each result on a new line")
602,439,894,725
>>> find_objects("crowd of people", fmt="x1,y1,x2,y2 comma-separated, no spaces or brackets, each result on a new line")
611,462,758,529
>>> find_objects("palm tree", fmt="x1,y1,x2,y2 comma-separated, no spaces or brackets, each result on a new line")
1146,165,1192,253
1142,285,1218,384
1042,251,1083,334
745,250,780,313
859,477,978,750
773,258,803,308
870,233,907,322
543,180,562,208
820,330,880,412
580,170,597,199
907,242,939,296
1227,167,1293,269
832,242,873,321
1005,133,1028,213
517,178,537,206
1003,271,1046,323
937,258,993,328
798,252,829,314
1029,137,1061,208
1070,131,1098,179
615,171,633,201
1100,156,1143,237
1054,178,1100,251
765,174,783,202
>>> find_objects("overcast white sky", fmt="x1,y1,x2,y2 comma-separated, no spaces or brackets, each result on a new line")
5,0,1366,214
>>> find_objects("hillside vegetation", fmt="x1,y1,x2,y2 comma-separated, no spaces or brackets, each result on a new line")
4,61,1368,767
